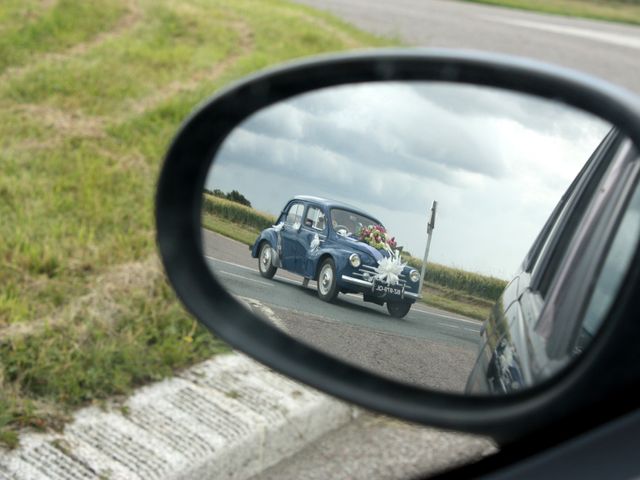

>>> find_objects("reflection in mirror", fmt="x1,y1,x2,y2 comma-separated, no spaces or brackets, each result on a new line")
200,81,615,394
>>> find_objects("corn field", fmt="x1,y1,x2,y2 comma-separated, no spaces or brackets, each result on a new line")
403,255,507,302
202,194,276,231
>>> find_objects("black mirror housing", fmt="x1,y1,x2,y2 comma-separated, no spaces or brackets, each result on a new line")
156,49,640,445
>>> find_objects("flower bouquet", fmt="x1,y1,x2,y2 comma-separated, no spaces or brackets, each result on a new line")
357,225,406,285
357,224,397,251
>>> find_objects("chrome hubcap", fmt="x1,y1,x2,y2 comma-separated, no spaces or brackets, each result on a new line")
319,266,333,295
260,247,271,270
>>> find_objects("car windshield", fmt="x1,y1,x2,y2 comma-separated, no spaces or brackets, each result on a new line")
330,208,381,237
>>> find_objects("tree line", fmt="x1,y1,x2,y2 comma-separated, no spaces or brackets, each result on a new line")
204,188,252,208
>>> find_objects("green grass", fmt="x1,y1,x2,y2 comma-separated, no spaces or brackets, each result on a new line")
4,2,239,116
0,277,230,413
459,0,640,25
421,283,494,320
202,212,264,247
0,0,127,75
0,0,395,448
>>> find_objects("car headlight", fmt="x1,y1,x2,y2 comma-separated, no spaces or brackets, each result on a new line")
409,269,420,283
349,253,361,268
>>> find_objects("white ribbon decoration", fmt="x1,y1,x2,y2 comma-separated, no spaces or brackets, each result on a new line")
272,222,284,232
310,233,321,251
373,246,406,286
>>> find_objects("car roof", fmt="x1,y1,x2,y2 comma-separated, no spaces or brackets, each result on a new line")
292,195,382,225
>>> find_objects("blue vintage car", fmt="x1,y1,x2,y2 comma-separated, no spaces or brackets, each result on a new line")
250,196,422,318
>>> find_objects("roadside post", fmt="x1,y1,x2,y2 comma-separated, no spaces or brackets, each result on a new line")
419,201,437,294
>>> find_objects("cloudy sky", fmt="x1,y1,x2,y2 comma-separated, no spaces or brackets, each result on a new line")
205,82,610,279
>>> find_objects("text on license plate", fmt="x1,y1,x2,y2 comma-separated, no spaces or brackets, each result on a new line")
374,284,402,296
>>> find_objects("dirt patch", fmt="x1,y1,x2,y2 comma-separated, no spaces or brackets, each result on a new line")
10,103,105,138
4,103,107,152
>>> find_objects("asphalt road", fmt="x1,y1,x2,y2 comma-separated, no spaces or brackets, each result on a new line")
294,0,640,93
202,229,481,393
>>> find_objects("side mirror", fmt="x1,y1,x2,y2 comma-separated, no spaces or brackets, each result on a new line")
156,50,640,444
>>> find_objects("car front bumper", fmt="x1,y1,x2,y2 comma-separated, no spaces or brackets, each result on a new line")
340,274,421,300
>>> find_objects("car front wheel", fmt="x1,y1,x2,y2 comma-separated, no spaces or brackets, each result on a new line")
258,242,277,279
387,301,411,318
317,258,338,302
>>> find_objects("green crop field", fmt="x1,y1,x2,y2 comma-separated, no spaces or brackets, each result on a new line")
0,0,395,448
203,194,276,232
401,255,506,302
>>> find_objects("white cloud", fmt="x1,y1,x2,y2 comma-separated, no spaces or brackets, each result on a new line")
206,82,610,278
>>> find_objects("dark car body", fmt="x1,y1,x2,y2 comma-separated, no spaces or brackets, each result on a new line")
250,196,421,314
466,129,640,394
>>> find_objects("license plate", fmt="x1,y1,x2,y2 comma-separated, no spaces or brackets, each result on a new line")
373,282,403,298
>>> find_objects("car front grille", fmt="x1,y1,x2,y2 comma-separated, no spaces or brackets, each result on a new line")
351,264,409,289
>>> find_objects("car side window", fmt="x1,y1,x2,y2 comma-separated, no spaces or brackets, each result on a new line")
573,177,640,354
285,203,304,228
304,206,326,231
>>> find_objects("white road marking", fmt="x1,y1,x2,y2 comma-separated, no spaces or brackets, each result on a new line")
439,322,461,330
413,307,481,325
219,270,273,287
439,322,481,334
238,295,290,333
483,16,640,50
205,255,303,286
206,255,255,272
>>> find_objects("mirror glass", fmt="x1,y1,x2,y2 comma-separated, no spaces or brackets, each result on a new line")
200,81,619,394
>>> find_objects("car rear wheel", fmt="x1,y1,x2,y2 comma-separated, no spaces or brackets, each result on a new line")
387,301,411,318
317,258,338,302
258,242,277,279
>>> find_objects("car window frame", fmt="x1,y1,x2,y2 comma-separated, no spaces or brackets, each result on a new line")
571,172,640,356
550,147,640,357
284,201,305,227
535,139,639,358
528,129,622,290
302,204,327,233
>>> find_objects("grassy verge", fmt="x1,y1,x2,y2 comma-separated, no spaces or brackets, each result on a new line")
0,0,395,448
421,283,494,320
203,202,501,320
202,212,264,247
458,0,640,26
0,0,127,75
203,194,276,232
0,269,230,448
